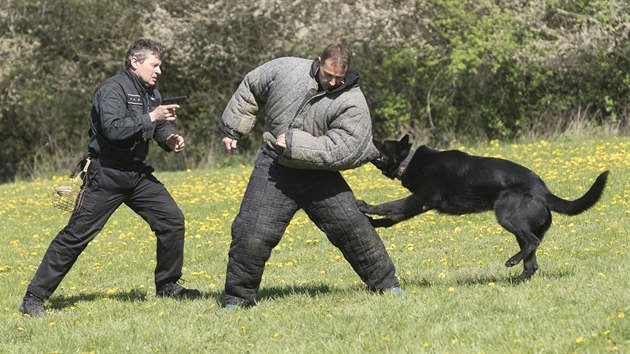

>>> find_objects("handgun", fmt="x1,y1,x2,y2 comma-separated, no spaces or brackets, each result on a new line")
161,96,187,105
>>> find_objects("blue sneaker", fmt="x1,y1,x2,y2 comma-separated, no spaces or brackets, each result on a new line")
391,285,403,295
224,303,239,311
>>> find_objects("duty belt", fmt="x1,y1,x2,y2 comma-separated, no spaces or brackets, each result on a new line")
97,157,143,171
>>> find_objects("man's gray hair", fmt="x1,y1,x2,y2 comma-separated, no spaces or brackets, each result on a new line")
124,39,164,69
320,43,352,69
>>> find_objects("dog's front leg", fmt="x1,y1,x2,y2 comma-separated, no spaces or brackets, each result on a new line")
357,194,429,228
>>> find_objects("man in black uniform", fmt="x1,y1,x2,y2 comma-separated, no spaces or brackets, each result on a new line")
19,39,199,318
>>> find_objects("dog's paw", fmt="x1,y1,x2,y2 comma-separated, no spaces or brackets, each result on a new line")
505,254,522,268
372,218,396,228
356,200,370,212
513,272,533,283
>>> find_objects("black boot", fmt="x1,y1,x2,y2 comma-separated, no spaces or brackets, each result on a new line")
156,283,201,299
19,292,45,318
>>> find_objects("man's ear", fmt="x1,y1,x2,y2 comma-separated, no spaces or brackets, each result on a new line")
130,56,140,69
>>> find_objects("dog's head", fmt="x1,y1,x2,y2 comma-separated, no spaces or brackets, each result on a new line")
372,134,413,179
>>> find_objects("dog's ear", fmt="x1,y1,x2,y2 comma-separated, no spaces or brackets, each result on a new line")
400,134,411,149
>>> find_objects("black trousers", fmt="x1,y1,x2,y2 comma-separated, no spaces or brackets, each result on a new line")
27,159,185,299
225,149,399,306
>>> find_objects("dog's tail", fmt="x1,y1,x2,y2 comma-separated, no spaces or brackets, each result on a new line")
545,171,609,215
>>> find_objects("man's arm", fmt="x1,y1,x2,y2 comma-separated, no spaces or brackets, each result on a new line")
219,58,286,149
153,120,177,152
95,85,152,141
277,101,379,171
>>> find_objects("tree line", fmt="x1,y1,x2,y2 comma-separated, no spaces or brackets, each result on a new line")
1,0,628,182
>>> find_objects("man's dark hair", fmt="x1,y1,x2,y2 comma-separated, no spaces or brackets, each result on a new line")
320,43,351,69
125,39,164,69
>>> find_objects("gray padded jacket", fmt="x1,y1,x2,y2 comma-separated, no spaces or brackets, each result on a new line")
219,57,378,171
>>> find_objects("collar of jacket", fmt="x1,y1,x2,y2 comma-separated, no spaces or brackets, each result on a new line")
125,69,151,95
309,60,361,94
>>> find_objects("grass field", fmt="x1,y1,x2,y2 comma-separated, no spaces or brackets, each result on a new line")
1,136,628,353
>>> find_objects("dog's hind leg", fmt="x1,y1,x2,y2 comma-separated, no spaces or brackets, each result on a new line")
504,230,540,269
495,193,544,269
516,209,552,282
514,240,539,282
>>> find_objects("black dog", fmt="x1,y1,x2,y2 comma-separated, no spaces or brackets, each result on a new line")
358,135,609,281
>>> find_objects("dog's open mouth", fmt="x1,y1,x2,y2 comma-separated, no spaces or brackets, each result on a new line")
374,155,386,164
371,153,401,179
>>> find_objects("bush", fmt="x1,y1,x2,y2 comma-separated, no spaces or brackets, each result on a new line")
0,0,628,182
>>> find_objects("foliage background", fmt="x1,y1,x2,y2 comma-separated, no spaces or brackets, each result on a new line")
1,0,629,182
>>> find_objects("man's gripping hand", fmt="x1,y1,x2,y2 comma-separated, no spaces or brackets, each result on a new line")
167,134,185,153
150,105,180,122
276,133,287,148
222,137,238,151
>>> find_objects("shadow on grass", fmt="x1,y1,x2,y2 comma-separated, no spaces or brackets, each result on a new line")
48,287,223,310
48,288,147,310
47,269,573,310
257,283,335,301
401,277,433,288
47,284,339,310
255,280,431,303
450,268,574,287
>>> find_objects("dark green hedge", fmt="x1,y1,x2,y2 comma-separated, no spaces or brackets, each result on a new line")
1,0,628,181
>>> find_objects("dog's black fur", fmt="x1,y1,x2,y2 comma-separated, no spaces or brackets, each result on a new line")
358,135,609,281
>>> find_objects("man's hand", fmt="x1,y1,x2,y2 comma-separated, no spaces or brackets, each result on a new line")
167,134,185,153
276,133,287,148
150,104,180,122
222,137,238,151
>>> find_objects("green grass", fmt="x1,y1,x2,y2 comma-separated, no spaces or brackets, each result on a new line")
1,136,628,353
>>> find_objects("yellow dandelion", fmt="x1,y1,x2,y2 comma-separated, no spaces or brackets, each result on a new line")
576,337,584,344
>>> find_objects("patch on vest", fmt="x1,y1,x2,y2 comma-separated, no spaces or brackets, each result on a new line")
127,94,143,106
